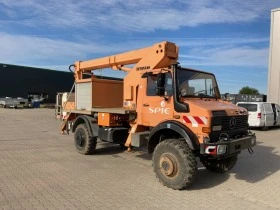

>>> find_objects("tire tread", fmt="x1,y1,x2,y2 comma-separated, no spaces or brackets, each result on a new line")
152,139,197,190
75,124,97,155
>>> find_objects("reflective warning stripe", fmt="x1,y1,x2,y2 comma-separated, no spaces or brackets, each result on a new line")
188,116,199,127
183,116,192,123
183,116,208,127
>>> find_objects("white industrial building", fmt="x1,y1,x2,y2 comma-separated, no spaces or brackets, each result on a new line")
268,8,280,104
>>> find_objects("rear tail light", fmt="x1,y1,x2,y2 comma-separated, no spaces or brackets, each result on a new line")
257,113,261,118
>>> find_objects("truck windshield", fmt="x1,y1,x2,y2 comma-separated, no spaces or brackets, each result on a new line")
177,68,219,98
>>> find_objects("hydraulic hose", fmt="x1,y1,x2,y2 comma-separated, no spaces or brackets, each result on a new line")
69,64,75,74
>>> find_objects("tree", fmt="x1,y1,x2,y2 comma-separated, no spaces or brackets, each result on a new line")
239,86,260,95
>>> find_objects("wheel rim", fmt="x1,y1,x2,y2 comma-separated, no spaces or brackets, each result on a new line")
75,130,86,148
159,153,178,178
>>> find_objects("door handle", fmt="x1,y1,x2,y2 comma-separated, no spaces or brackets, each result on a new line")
143,104,149,107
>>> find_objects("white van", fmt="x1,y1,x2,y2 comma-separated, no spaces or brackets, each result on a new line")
236,102,280,130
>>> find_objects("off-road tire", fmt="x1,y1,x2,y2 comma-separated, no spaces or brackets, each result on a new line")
74,124,97,155
200,155,238,174
152,139,197,190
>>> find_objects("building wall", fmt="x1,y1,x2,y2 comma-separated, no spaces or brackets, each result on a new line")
268,8,280,104
0,63,74,103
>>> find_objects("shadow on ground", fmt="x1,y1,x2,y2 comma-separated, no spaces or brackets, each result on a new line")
94,142,127,156
188,168,230,190
250,126,280,131
91,139,280,190
190,141,280,190
233,141,280,183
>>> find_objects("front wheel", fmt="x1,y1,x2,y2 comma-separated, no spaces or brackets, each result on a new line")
200,155,238,173
152,139,197,190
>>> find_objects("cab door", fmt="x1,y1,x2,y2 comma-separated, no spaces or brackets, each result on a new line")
263,103,274,127
141,73,174,126
275,104,280,126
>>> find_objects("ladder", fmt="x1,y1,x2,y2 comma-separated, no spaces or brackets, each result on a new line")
60,83,75,134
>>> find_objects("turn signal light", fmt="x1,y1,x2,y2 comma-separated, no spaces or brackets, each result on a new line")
202,127,211,133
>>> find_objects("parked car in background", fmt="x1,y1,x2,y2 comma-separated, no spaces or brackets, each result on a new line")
236,102,280,130
0,97,28,108
0,97,20,108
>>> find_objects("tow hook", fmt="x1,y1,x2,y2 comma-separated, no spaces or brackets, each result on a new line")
248,147,254,154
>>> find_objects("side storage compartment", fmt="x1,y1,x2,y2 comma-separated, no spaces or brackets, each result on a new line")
76,82,92,111
75,77,123,111
92,77,123,108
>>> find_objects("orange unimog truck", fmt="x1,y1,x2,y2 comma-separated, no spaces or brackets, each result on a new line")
61,41,256,190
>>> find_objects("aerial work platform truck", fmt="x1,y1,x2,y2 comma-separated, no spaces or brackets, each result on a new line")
60,41,256,189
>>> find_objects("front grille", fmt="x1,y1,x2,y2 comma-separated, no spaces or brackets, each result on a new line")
221,116,248,130
210,115,248,142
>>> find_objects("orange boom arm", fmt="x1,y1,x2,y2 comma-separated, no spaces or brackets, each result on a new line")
74,41,178,82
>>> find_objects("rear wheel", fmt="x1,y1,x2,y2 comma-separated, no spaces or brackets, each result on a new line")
74,124,97,155
200,155,238,173
152,139,197,190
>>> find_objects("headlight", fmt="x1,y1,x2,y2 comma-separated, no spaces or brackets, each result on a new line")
212,125,222,131
217,145,227,154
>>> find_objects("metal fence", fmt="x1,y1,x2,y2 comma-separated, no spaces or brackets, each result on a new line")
220,94,267,104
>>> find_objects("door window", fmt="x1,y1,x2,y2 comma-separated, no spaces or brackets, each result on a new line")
147,73,172,96
263,103,273,113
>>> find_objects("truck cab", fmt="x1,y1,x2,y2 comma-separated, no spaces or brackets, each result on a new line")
141,65,255,157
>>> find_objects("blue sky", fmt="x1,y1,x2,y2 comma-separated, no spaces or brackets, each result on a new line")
0,0,280,94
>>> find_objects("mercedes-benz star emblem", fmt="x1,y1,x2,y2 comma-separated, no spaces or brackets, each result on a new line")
229,117,236,129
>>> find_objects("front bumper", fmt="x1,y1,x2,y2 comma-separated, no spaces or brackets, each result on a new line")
200,133,256,157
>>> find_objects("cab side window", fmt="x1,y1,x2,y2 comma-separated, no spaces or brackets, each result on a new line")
147,75,158,96
147,73,172,96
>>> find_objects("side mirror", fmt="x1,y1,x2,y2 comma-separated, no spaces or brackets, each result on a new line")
156,73,166,96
